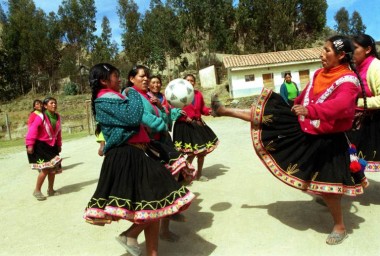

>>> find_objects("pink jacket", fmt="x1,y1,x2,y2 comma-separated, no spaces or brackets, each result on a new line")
177,90,210,121
294,69,360,134
25,112,62,147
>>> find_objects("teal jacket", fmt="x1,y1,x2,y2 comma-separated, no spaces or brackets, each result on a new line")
96,89,143,153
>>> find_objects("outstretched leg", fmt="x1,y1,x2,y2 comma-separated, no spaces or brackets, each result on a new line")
211,94,251,122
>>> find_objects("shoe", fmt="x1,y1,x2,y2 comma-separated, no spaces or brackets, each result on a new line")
47,190,60,196
115,236,142,256
211,94,222,117
169,213,187,222
326,231,348,245
197,175,209,182
160,232,180,242
33,191,47,201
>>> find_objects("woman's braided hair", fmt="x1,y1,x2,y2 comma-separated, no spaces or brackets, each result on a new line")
328,35,367,111
88,63,120,135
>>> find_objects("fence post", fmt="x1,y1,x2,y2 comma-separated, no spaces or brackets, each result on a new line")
5,113,11,140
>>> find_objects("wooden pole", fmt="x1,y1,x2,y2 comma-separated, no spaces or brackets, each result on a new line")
5,113,11,140
85,100,91,135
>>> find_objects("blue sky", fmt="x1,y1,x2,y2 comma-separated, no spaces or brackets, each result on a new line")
5,0,380,47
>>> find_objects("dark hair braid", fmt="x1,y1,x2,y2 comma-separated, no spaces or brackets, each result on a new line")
88,63,120,117
347,51,368,111
329,35,367,111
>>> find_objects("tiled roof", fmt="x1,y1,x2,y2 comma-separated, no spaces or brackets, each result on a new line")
223,47,322,69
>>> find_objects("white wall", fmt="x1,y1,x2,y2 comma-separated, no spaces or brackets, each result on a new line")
228,62,322,98
199,65,217,88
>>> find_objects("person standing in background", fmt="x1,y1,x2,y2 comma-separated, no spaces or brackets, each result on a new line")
280,72,299,106
26,97,62,201
173,74,219,182
348,34,380,172
27,99,43,126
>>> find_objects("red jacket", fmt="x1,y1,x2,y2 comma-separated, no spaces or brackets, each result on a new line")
25,112,62,147
177,90,210,121
294,69,359,134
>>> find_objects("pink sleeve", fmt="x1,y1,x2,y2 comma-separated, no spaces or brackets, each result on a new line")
306,82,359,121
25,116,42,146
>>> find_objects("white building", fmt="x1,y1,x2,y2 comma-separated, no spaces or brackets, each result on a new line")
223,47,322,98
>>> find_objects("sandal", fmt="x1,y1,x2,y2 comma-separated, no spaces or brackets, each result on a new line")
197,175,209,182
115,236,142,256
33,191,47,201
47,190,60,196
211,94,222,117
326,231,348,245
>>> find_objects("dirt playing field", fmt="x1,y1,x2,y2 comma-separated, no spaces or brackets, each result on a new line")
1,116,380,256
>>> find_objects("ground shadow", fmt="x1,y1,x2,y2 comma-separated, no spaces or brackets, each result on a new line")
58,179,98,195
62,162,84,171
210,202,232,212
133,192,217,256
349,178,380,206
241,198,365,235
203,163,230,181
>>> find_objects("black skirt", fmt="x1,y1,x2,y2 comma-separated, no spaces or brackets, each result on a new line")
84,144,195,225
27,140,62,173
173,120,219,155
147,140,197,182
251,89,368,196
347,110,380,172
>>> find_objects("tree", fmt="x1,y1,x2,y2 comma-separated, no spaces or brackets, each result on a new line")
140,1,182,72
204,0,236,55
90,16,118,65
235,0,256,53
334,7,350,35
1,0,56,97
350,11,366,35
235,0,327,53
58,0,96,92
117,0,143,66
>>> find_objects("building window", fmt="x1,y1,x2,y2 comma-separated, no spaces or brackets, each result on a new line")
262,73,274,89
245,74,255,82
299,70,310,90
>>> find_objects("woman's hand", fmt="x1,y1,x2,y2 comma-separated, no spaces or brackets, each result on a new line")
27,146,34,154
291,105,308,116
150,96,163,109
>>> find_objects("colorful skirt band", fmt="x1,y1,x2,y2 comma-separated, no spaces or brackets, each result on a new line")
173,120,219,155
251,88,368,196
84,143,195,225
27,140,62,173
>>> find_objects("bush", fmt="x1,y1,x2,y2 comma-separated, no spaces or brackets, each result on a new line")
63,82,79,96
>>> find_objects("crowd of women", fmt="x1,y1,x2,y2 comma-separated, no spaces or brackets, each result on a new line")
25,33,379,254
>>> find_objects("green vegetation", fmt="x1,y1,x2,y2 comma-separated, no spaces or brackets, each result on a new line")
0,93,92,142
0,0,368,102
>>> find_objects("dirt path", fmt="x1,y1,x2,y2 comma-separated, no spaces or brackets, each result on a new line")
1,117,380,256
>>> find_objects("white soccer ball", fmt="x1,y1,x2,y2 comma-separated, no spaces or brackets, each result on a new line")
164,78,194,108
